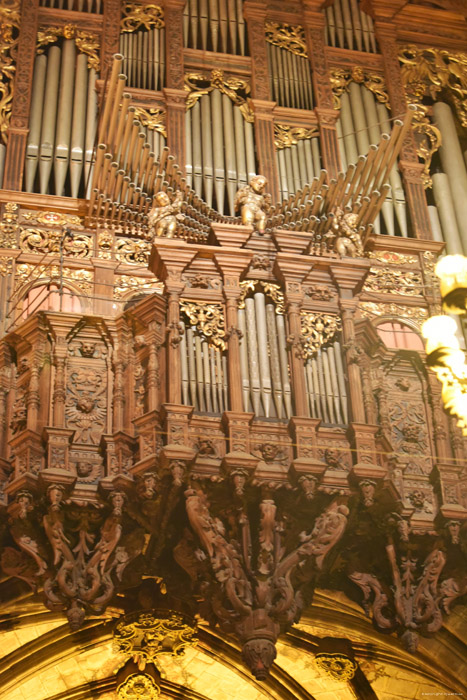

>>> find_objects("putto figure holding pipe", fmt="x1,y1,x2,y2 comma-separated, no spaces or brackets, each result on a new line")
148,190,184,239
235,175,271,234
326,207,364,258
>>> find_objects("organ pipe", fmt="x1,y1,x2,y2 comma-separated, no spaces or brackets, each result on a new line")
184,0,247,54
267,43,313,110
180,323,228,412
25,41,97,197
325,0,376,52
304,342,347,425
120,24,165,91
276,138,322,201
39,0,102,10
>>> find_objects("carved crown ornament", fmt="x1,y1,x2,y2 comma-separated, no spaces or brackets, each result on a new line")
36,25,100,72
120,3,165,33
330,67,389,110
265,21,307,58
184,70,254,122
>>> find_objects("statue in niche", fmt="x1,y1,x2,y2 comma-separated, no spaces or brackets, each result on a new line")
326,207,364,258
235,175,271,234
148,190,184,239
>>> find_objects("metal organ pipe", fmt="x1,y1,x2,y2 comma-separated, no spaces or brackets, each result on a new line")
324,0,377,52
276,138,322,201
184,0,247,54
304,343,347,425
180,324,228,412
25,41,97,197
267,44,313,110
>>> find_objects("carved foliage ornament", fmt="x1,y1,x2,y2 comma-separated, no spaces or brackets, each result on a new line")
37,24,100,71
180,301,226,350
20,229,92,258
299,312,342,358
0,0,20,142
359,301,428,327
315,654,358,681
0,201,19,248
330,67,389,109
21,210,84,228
113,610,198,665
120,3,164,32
364,267,424,296
274,124,319,150
117,673,160,700
184,70,254,122
238,280,285,314
265,22,307,58
133,107,167,138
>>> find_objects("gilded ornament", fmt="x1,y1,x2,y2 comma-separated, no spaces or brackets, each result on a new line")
0,0,20,142
315,653,357,681
265,22,307,58
114,275,163,299
274,124,319,150
116,238,151,265
0,256,13,277
330,67,389,109
21,211,84,228
0,202,19,248
133,107,167,137
117,673,160,700
238,280,285,314
359,302,428,327
120,3,164,32
148,191,183,239
299,312,342,358
234,176,270,233
184,70,254,122
180,301,226,350
37,25,100,71
113,610,198,665
20,229,92,258
15,263,93,295
369,250,418,265
364,267,423,296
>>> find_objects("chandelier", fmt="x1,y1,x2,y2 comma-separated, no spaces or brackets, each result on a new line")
422,254,467,435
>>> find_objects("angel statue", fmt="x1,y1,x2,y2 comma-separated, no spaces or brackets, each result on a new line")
326,207,364,258
148,190,184,239
235,175,271,234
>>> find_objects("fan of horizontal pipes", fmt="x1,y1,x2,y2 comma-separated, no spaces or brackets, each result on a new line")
88,54,414,245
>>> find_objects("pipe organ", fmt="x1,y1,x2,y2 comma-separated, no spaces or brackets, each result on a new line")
24,39,98,198
183,0,247,55
324,0,377,53
2,1,467,691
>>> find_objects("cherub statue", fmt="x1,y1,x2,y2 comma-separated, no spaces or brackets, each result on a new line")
234,175,271,234
148,190,184,239
326,207,364,258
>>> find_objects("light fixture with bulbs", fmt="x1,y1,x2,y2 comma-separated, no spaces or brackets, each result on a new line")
421,255,467,436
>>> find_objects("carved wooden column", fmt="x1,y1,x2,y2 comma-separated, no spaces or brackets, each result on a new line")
3,0,39,191
244,2,280,202
274,255,314,417
374,21,432,240
163,0,187,168
302,3,341,179
149,239,196,405
100,0,122,75
212,246,253,412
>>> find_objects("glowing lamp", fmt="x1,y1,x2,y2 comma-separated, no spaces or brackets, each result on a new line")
435,254,467,314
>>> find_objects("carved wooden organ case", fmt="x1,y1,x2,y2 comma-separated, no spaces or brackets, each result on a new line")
0,0,466,682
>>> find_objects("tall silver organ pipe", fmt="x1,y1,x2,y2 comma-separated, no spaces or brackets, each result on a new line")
120,25,165,91
336,84,408,236
184,0,247,55
180,323,228,413
266,43,313,110
39,0,102,11
185,90,256,214
276,137,322,201
305,341,348,425
238,296,292,419
24,41,97,197
325,0,377,53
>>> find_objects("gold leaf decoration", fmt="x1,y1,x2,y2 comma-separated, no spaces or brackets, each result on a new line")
265,22,307,58
330,67,388,109
184,70,254,122
364,267,424,296
0,0,20,143
238,280,285,314
359,302,428,327
0,202,19,248
368,251,418,265
37,24,100,71
133,107,167,137
117,673,160,700
315,654,358,682
274,124,319,150
120,3,164,32
300,311,341,358
181,300,226,350
113,610,198,664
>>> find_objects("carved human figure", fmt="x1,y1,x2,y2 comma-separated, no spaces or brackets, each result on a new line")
326,207,364,258
234,175,270,233
148,190,183,239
